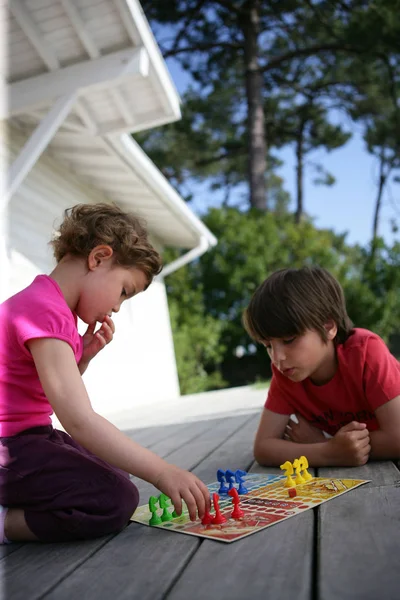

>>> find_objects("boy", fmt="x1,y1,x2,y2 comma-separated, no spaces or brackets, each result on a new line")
243,267,400,467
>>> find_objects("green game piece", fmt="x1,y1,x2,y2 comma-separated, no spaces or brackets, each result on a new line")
148,495,162,526
159,493,174,522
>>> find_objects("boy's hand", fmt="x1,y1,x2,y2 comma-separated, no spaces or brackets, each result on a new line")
154,465,211,521
80,316,115,366
328,421,371,466
284,414,327,444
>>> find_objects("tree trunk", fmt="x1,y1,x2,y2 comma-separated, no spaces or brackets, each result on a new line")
242,0,267,210
372,151,386,244
295,123,305,224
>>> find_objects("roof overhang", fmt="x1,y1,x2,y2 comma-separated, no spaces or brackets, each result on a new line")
2,1,217,255
3,0,181,135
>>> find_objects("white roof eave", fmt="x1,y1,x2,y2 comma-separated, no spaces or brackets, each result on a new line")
3,0,217,254
105,133,217,249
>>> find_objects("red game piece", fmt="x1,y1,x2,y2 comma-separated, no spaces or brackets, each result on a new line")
201,509,213,525
228,487,244,519
288,488,297,498
211,493,227,524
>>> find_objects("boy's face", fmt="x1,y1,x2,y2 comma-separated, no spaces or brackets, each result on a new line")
77,259,148,325
263,327,337,385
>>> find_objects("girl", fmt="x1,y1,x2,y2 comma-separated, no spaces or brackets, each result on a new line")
0,203,210,543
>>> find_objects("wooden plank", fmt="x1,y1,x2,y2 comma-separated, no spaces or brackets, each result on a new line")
124,421,200,449
166,460,316,599
318,462,400,599
191,414,260,483
0,544,24,560
171,453,316,599
0,536,114,600
168,516,313,600
316,460,400,488
318,485,400,600
135,415,256,502
38,414,258,600
43,524,200,600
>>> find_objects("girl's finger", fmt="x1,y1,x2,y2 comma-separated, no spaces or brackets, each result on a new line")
191,483,206,519
182,490,197,521
169,492,182,516
101,324,113,343
96,332,107,347
86,322,96,335
104,315,115,333
199,481,211,510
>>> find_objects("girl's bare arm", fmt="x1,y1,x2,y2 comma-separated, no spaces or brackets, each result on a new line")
27,338,209,519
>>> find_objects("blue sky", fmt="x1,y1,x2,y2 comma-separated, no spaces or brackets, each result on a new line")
165,60,399,249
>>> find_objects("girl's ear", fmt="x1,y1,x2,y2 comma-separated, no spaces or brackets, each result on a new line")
325,320,338,341
88,245,114,270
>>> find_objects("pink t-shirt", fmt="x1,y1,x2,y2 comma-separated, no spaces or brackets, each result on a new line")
266,328,400,435
0,275,83,436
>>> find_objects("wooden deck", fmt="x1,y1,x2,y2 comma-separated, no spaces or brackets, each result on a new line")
1,411,400,600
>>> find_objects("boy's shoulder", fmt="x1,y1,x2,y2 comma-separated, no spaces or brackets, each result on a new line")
343,328,382,349
340,328,397,366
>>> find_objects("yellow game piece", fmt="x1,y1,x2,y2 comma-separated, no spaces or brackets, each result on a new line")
299,456,313,482
280,460,296,488
293,458,306,484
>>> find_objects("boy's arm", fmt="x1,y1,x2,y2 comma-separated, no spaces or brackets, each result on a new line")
254,408,332,467
254,408,371,467
369,395,400,460
27,337,210,519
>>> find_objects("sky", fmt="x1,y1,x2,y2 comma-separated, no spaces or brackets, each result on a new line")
165,60,400,249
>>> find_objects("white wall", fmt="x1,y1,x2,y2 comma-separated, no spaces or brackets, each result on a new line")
4,126,180,415
82,278,180,415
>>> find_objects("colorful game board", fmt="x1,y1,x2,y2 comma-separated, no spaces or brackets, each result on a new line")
131,472,369,543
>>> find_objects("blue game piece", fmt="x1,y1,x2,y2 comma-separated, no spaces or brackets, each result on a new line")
216,469,228,494
225,469,236,490
235,469,248,494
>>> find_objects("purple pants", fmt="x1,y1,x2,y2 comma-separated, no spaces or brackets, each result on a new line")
0,426,139,542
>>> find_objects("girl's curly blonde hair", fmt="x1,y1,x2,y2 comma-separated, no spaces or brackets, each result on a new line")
51,203,162,282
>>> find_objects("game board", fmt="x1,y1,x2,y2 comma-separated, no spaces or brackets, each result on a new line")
131,472,369,543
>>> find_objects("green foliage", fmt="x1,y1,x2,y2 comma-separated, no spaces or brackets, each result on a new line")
356,240,400,340
164,208,400,393
165,249,226,394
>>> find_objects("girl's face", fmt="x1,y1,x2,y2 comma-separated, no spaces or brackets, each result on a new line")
76,250,148,324
262,326,337,385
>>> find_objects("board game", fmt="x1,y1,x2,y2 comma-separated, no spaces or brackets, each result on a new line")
131,469,369,543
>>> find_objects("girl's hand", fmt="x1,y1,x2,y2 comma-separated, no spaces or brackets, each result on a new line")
80,315,115,365
155,464,211,521
284,414,327,444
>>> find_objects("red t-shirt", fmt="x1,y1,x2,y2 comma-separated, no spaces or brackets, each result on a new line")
265,328,400,435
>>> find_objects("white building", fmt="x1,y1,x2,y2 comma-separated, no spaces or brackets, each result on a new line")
0,0,217,417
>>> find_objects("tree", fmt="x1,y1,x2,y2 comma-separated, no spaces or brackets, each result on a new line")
140,0,400,221
142,1,387,209
347,59,400,252
271,98,351,222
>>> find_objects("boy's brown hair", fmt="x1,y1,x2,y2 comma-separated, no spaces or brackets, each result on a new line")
51,203,162,283
243,266,353,344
